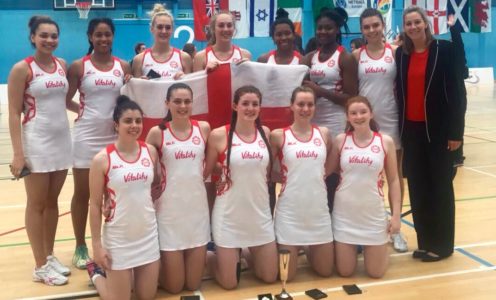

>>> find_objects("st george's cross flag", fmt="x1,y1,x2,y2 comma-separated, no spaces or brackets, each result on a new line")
120,62,309,139
426,0,449,34
448,0,470,32
469,0,492,32
404,0,426,8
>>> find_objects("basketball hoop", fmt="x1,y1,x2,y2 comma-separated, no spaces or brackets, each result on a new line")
76,2,92,19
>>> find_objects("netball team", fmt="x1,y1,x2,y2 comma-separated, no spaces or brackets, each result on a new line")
8,3,464,299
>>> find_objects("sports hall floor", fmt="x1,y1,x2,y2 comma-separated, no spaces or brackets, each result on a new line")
0,83,495,299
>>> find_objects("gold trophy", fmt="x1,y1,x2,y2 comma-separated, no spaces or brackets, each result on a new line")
275,249,292,300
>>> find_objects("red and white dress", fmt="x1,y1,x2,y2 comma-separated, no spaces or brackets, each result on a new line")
266,50,301,65
103,142,159,270
22,56,72,172
141,48,184,79
309,47,346,137
73,55,124,168
332,132,388,245
358,45,400,149
212,126,275,248
275,126,333,245
205,45,243,65
156,120,210,251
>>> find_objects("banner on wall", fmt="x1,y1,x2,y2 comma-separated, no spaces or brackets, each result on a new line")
313,0,335,20
448,0,470,32
469,0,491,32
404,0,426,8
279,0,303,35
373,0,394,41
334,0,369,17
426,0,449,34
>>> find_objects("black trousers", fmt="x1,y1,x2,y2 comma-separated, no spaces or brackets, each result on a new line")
403,121,455,257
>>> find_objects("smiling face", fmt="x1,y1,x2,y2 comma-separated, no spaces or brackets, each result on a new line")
347,102,374,130
115,109,143,139
233,92,261,122
151,15,173,43
89,22,114,54
31,23,59,54
316,16,339,46
167,88,193,120
403,11,428,44
273,23,295,51
361,15,384,44
213,13,235,43
291,91,315,121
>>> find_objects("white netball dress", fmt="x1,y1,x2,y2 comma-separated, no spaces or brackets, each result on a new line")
156,120,210,251
358,45,400,148
212,126,275,248
205,45,243,64
275,126,333,245
332,132,389,245
22,56,72,172
266,50,301,65
72,55,124,168
309,46,346,137
103,142,159,270
141,48,184,79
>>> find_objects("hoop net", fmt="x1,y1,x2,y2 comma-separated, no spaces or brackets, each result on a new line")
76,2,92,19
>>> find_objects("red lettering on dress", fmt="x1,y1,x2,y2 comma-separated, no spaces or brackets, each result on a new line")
174,150,196,160
241,151,263,160
295,150,318,160
95,79,116,87
309,69,325,77
365,66,387,75
123,172,148,183
45,80,66,89
349,155,373,166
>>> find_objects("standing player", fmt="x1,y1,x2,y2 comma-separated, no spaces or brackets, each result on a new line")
146,83,210,293
301,8,358,211
352,8,407,252
205,86,277,289
87,96,160,299
66,17,131,270
270,87,334,281
8,16,73,285
132,3,192,139
329,96,401,278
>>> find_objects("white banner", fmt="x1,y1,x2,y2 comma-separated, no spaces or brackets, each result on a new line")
334,0,369,17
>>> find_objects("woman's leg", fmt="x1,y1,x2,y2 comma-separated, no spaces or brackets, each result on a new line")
93,269,133,300
134,260,160,300
71,168,92,268
249,241,278,284
334,242,358,277
209,246,240,290
184,245,207,291
363,244,388,278
307,242,334,277
44,170,67,256
276,244,300,281
159,250,185,294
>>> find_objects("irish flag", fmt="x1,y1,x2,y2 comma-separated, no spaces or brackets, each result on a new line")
279,0,303,35
121,62,309,140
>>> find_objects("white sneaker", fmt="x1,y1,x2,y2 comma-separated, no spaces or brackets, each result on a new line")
33,263,68,286
47,255,71,276
392,232,408,253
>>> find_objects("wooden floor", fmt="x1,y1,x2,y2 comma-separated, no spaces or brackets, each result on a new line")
0,83,495,299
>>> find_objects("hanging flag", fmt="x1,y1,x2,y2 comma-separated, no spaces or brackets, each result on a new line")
426,0,449,34
469,0,491,32
373,0,393,41
279,0,303,35
229,0,250,38
448,0,470,32
333,0,369,17
193,0,229,41
404,0,426,8
250,0,277,37
313,0,335,20
121,62,310,138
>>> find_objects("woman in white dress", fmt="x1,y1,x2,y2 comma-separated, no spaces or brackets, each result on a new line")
146,83,210,293
8,16,73,286
328,96,401,278
88,96,160,299
270,86,334,281
205,86,277,289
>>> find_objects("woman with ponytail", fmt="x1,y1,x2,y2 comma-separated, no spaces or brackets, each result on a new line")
66,17,131,269
205,86,277,289
328,96,401,278
301,8,358,212
145,83,211,293
8,15,72,286
132,3,192,79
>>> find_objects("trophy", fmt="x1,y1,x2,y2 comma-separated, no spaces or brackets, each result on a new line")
275,249,292,300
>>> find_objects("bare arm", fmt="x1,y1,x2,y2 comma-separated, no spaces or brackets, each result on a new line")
8,62,29,178
65,59,82,114
132,52,145,78
257,52,270,63
198,121,212,143
240,48,252,61
269,129,284,183
180,51,193,74
204,128,225,179
119,59,133,83
193,50,207,72
383,135,401,234
325,133,343,176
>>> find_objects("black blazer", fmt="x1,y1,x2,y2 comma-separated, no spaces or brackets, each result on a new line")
395,39,465,143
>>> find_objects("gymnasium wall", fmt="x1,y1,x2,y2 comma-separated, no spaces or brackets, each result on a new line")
0,1,495,85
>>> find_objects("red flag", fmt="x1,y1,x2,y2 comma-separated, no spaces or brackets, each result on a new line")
193,0,229,41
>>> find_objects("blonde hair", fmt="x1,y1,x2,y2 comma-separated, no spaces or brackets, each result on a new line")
402,6,433,55
149,3,173,26
208,11,235,45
